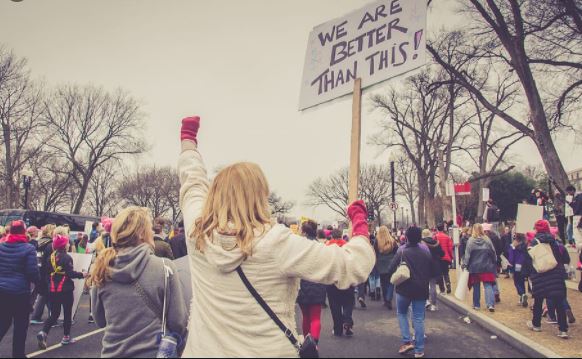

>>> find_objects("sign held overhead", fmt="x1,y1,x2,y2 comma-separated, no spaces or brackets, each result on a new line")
299,0,427,110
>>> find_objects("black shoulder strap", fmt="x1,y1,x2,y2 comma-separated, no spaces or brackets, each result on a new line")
236,267,299,349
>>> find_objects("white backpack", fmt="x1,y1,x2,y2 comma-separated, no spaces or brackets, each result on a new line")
528,239,558,274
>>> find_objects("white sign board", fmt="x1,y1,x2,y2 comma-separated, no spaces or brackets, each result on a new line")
299,0,427,110
483,188,490,202
62,253,93,320
516,204,544,234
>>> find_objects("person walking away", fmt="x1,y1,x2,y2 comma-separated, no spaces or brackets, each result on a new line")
501,226,513,278
37,230,89,349
464,224,497,312
565,186,576,247
178,116,375,357
27,226,40,249
508,234,530,307
458,227,471,267
153,219,174,260
484,224,503,303
545,234,576,325
422,229,445,312
435,224,453,295
0,220,40,358
566,186,582,251
387,227,433,359
376,226,398,310
368,234,382,301
527,220,571,339
90,207,188,358
326,229,357,337
484,199,501,234
296,220,327,356
169,221,188,259
31,225,56,325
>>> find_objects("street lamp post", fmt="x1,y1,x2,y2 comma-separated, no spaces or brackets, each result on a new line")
21,169,33,210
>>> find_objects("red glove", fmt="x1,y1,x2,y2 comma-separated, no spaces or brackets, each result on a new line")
348,200,370,239
181,116,201,143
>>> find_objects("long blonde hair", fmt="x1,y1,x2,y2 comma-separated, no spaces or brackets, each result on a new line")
91,207,154,287
192,162,272,257
42,224,56,238
377,226,397,254
472,223,485,239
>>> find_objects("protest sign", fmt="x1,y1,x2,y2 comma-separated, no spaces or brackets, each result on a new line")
299,0,426,110
64,253,93,321
516,204,544,234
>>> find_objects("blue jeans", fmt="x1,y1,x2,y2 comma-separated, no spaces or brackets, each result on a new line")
567,218,575,245
473,282,495,308
396,294,425,354
385,283,394,302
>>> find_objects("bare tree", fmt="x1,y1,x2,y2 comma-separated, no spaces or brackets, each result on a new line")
428,0,582,189
269,192,295,216
28,153,76,212
43,85,147,214
392,153,419,225
0,46,45,208
86,162,118,217
306,164,391,224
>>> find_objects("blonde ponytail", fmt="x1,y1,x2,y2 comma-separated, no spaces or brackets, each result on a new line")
90,247,117,287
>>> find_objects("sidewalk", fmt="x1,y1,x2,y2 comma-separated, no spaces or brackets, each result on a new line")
450,271,582,358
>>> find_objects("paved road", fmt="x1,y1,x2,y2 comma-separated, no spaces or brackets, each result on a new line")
1,294,527,358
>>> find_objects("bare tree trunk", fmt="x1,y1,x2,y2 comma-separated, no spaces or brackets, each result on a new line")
417,172,427,226
73,176,91,214
2,124,17,208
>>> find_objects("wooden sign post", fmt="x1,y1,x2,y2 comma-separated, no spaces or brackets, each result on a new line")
348,78,362,204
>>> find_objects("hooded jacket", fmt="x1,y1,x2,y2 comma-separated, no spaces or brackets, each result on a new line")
179,145,375,358
91,244,188,358
529,233,569,299
435,232,454,263
422,237,445,279
386,242,433,300
47,249,84,293
463,237,497,275
0,237,39,295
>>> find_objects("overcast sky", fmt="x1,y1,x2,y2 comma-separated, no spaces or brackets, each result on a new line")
1,0,580,221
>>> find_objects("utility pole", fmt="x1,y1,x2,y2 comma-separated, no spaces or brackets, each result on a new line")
391,161,396,231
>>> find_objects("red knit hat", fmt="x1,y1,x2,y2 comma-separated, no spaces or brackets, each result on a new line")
9,220,26,235
52,235,69,250
534,220,551,233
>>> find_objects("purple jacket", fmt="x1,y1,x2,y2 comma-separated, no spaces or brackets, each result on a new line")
508,243,527,267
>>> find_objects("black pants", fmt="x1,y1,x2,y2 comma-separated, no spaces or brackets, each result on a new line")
556,215,567,245
0,292,31,358
327,286,354,334
43,291,74,336
438,261,451,292
532,296,568,333
380,273,391,303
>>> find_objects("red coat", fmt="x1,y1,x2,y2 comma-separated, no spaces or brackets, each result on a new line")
435,232,454,263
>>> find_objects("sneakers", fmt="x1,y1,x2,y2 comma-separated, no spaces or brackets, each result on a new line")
30,319,43,325
358,297,367,309
429,305,437,312
446,283,452,295
399,343,415,355
473,307,481,311
332,330,343,337
37,331,47,350
88,316,95,324
488,306,495,313
425,302,431,310
546,318,558,325
344,325,354,337
415,353,425,358
521,295,528,308
558,332,569,339
495,294,501,303
61,336,75,345
527,321,542,332
566,309,576,324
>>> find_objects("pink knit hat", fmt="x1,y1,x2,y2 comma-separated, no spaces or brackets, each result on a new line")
101,217,113,233
526,231,536,243
52,235,69,250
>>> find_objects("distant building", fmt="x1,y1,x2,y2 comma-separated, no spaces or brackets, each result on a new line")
568,168,582,190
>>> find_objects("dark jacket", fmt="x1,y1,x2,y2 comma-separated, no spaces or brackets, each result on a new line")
570,193,582,216
488,231,504,263
169,233,188,260
501,232,513,258
485,204,500,222
297,237,328,306
48,249,85,293
386,243,432,301
376,246,398,275
422,237,445,279
154,236,174,260
464,237,497,275
0,242,39,295
529,233,569,299
459,234,470,265
508,241,530,276
37,237,53,296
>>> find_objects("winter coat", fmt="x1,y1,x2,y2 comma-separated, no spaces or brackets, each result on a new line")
169,233,188,259
529,233,569,299
501,233,513,258
178,143,375,358
485,204,501,222
37,237,53,296
508,242,530,276
570,193,582,216
48,249,85,294
91,244,188,358
459,234,470,265
488,231,504,264
422,237,445,279
0,239,39,295
297,237,328,306
463,237,497,275
376,246,398,275
435,231,453,263
386,243,433,301
153,236,174,260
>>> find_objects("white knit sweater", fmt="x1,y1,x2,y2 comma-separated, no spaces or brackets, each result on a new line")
178,143,375,358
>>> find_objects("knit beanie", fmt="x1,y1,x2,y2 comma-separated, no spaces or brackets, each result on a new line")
534,220,550,233
52,235,69,250
9,220,26,235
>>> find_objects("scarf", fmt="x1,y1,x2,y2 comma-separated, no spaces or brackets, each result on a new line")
6,234,29,244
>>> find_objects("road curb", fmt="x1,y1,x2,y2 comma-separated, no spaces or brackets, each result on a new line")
439,295,562,359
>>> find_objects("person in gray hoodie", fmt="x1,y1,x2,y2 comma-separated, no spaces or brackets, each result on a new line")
90,207,188,358
463,223,498,312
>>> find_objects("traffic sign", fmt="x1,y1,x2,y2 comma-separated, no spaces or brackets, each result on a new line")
389,202,399,212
